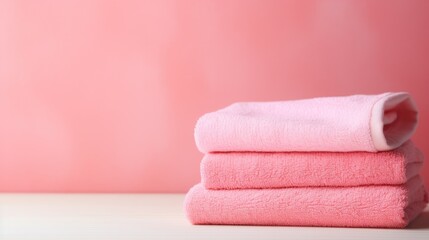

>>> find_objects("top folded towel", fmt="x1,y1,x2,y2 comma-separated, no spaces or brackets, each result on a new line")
195,92,418,153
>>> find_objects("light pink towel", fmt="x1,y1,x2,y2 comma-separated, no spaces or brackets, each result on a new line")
185,176,428,228
195,92,418,153
202,141,423,189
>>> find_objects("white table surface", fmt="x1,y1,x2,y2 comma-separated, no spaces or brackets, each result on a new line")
0,194,428,240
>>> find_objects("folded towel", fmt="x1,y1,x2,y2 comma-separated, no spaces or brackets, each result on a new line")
195,92,418,153
185,176,428,228
202,141,423,189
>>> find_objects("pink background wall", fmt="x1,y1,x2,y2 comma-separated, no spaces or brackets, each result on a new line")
1,0,428,193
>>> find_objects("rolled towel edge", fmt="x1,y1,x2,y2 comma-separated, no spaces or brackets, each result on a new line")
370,92,418,151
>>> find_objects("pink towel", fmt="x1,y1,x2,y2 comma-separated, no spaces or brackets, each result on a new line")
185,176,428,228
195,92,418,153
202,141,423,189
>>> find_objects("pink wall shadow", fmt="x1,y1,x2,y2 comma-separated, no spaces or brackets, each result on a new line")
0,0,428,192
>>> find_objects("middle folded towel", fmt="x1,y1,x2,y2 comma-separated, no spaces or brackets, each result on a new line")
201,141,423,189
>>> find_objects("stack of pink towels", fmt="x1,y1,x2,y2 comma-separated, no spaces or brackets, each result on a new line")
185,92,428,228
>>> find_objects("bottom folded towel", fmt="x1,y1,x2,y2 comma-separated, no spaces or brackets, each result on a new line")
185,176,428,228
